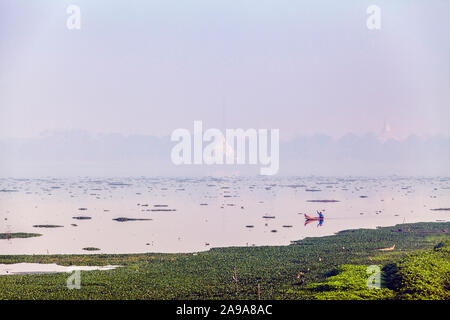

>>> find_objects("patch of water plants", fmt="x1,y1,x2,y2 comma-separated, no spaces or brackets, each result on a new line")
32,225,63,228
0,222,448,300
0,233,42,240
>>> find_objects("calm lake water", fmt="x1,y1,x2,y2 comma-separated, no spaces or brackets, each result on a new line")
0,177,449,254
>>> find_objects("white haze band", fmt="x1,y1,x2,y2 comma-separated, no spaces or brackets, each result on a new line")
171,121,279,175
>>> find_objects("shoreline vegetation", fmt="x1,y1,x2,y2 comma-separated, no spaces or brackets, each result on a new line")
0,222,448,300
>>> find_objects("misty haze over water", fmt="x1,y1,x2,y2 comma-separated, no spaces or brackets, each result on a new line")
1,130,449,177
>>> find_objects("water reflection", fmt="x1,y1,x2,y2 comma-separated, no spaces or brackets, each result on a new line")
304,213,324,227
304,219,324,227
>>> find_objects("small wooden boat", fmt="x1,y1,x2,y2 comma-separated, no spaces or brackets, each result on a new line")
376,244,395,252
304,214,323,221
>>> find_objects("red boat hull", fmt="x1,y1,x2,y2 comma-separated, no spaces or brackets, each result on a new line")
304,214,323,220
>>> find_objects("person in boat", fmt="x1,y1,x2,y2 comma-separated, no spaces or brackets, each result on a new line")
317,211,324,219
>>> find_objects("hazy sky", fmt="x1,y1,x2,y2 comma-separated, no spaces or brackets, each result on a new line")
1,0,449,140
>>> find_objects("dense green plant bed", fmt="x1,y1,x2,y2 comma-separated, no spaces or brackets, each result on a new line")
384,240,450,299
0,222,448,300
0,233,42,240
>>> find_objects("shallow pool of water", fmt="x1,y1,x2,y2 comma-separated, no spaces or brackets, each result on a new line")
0,263,121,275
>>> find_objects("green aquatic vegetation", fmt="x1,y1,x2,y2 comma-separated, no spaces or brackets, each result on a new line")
0,222,448,300
368,251,406,262
308,265,370,291
113,217,152,222
388,240,450,300
32,225,63,228
303,265,395,300
299,240,450,300
433,239,450,252
0,233,42,240
424,234,449,242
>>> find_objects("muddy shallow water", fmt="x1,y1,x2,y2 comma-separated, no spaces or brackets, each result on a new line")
0,176,449,254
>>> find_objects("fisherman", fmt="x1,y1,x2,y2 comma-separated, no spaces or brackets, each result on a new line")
317,211,324,219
